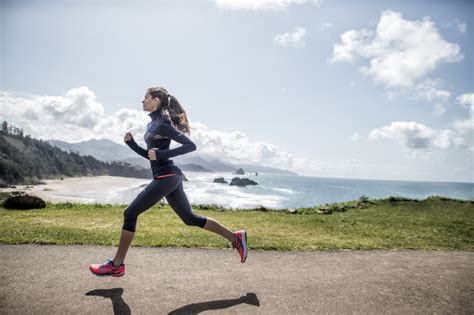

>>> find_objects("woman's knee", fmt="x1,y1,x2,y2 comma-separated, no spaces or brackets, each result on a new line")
123,208,138,232
182,214,207,228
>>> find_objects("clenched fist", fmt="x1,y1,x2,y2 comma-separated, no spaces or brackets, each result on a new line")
124,132,133,143
148,148,158,160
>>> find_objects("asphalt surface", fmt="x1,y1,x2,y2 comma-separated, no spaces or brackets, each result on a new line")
0,244,472,314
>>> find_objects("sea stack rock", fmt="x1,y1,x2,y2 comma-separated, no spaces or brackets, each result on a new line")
213,177,228,184
235,168,245,175
3,193,46,210
229,177,258,187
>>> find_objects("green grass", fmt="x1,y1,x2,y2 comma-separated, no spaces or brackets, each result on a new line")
0,195,472,251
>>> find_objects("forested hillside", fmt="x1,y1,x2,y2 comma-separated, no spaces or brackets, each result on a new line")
0,121,151,185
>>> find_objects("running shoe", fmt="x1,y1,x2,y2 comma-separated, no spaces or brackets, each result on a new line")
89,259,125,277
232,230,248,263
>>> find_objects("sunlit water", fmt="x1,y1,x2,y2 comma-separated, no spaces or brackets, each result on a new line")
5,172,473,210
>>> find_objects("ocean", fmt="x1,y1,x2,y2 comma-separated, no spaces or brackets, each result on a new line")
14,172,474,210
184,172,474,209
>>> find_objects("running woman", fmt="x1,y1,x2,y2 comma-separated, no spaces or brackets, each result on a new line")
89,86,248,277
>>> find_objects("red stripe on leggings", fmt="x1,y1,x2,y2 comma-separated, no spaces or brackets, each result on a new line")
154,173,178,179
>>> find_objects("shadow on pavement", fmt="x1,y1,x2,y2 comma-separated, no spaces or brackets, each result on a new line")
85,288,259,314
86,287,130,315
167,292,260,314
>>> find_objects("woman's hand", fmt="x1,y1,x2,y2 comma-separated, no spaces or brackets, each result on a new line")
148,148,158,160
124,132,133,143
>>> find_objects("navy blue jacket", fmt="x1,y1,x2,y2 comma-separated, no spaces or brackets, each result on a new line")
125,109,197,178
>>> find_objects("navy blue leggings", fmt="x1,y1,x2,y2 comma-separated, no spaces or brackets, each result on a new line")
122,174,207,232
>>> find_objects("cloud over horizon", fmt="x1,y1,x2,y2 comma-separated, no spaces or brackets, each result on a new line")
368,121,467,152
0,87,361,177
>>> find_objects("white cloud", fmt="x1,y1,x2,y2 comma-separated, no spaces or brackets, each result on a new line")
188,121,295,167
0,88,362,178
215,0,321,11
0,88,296,167
442,19,467,34
368,121,467,151
414,79,450,103
274,27,307,48
330,29,372,63
0,88,147,144
414,79,451,115
374,79,451,114
350,132,360,141
1,87,105,129
330,10,462,88
452,93,474,133
454,20,467,33
177,122,362,178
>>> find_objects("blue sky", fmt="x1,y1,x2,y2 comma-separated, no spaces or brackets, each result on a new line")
1,0,473,182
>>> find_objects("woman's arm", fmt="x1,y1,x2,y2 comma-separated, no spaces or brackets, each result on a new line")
125,138,149,160
154,121,197,159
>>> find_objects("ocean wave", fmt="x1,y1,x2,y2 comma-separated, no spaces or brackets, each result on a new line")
270,187,296,194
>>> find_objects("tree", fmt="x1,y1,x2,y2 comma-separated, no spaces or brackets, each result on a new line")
2,121,8,134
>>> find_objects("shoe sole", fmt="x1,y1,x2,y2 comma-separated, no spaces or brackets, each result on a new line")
241,230,248,263
89,266,124,277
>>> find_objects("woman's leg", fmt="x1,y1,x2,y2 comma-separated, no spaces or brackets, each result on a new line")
202,217,234,242
113,229,135,267
112,176,181,267
165,175,235,242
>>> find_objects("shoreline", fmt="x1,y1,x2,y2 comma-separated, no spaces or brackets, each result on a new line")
1,174,472,209
0,175,150,205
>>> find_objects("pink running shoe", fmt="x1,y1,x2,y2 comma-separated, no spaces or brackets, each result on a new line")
89,259,125,277
232,230,248,263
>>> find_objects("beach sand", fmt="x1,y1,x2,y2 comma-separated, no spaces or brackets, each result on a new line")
0,176,150,204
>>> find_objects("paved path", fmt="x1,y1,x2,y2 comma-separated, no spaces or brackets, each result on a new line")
0,245,472,314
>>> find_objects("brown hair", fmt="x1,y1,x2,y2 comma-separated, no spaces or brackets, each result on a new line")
147,86,191,135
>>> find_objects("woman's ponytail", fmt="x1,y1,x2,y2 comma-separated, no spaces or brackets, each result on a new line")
148,86,192,135
167,95,191,135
